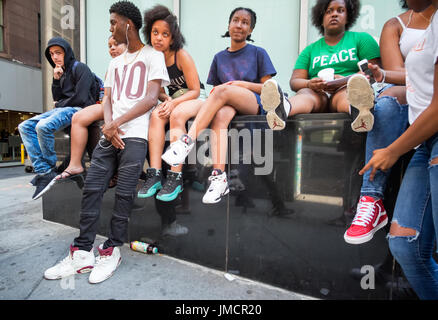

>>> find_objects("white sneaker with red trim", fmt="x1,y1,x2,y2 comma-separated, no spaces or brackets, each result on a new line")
88,245,121,284
344,196,388,245
44,245,95,280
202,171,229,204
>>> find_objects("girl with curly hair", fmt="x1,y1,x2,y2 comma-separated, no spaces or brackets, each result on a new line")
260,0,381,132
137,5,206,202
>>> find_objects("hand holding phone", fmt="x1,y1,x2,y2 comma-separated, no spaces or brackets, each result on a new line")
357,59,375,85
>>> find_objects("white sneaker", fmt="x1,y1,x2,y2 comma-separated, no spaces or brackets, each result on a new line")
88,245,121,284
261,79,291,131
161,136,194,167
202,171,230,204
44,245,95,280
347,74,375,132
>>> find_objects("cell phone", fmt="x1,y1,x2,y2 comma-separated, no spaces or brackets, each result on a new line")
357,59,375,84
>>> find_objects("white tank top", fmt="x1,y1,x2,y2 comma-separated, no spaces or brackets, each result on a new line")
396,13,428,60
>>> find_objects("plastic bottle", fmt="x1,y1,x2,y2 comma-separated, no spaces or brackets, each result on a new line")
130,241,158,254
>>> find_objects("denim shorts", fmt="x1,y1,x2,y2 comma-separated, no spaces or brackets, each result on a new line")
253,92,266,115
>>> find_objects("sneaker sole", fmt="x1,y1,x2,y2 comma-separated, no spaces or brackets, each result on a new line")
344,215,388,245
43,266,94,280
88,257,121,284
32,177,57,200
137,182,162,199
347,75,375,133
202,187,230,204
261,80,286,131
162,149,190,167
156,186,183,202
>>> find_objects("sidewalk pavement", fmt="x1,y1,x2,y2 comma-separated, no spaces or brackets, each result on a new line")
0,167,314,300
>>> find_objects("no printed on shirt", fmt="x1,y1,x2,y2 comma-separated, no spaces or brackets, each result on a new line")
104,46,170,140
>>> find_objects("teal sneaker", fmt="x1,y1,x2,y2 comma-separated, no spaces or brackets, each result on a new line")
138,168,162,198
156,170,183,202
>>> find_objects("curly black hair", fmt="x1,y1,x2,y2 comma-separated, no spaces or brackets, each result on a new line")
311,0,361,35
109,1,143,32
143,5,185,51
222,7,257,42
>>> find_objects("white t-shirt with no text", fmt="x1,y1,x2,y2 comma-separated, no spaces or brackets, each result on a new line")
405,14,438,124
104,45,170,140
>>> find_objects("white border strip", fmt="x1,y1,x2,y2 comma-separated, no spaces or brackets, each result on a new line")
80,0,86,63
173,0,180,22
299,0,309,54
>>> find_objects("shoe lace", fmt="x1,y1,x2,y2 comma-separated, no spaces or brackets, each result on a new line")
94,254,111,267
352,200,376,227
58,253,74,267
161,174,181,193
207,175,225,191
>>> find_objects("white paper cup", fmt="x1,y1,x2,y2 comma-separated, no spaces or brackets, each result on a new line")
318,68,335,81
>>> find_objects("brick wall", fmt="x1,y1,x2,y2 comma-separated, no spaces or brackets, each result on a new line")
0,0,41,68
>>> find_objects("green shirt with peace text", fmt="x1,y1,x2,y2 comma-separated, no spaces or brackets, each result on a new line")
294,31,380,79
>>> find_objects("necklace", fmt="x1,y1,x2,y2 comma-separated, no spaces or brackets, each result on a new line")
124,45,144,65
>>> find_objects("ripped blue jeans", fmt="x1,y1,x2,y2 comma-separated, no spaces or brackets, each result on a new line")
388,133,438,300
18,107,81,174
361,90,409,198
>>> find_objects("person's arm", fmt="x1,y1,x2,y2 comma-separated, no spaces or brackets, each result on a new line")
102,87,113,127
158,49,201,119
378,17,407,85
223,75,272,94
291,69,326,93
360,63,438,180
102,79,162,149
55,63,95,108
52,64,65,101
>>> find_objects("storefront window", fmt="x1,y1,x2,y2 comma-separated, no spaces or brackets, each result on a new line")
0,110,36,162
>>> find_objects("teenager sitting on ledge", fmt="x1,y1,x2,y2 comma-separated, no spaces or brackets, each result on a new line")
260,0,381,133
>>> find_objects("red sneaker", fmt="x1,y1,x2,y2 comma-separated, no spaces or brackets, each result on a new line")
344,196,388,244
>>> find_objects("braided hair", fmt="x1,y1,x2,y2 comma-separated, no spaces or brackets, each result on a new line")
222,7,257,42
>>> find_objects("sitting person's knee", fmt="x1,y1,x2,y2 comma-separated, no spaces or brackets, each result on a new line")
71,111,85,125
211,108,235,127
35,119,50,134
210,84,229,100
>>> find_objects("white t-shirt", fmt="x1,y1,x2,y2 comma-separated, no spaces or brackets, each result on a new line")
104,45,170,140
405,14,438,124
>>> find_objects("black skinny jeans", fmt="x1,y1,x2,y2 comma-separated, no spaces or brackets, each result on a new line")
74,137,147,251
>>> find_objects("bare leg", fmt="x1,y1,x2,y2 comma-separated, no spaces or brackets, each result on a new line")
168,99,204,172
288,88,329,116
379,86,407,105
210,106,236,172
56,104,103,179
187,85,259,141
329,88,350,113
148,107,169,169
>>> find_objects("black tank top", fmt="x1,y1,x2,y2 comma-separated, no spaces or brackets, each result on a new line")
166,52,204,97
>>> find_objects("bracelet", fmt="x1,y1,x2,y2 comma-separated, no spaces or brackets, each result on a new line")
380,69,386,84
